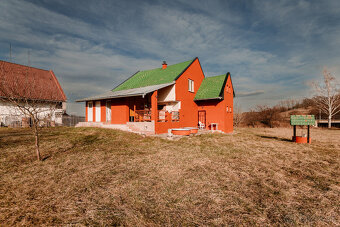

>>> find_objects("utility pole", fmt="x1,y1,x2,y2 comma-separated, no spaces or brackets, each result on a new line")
9,43,12,62
27,50,30,66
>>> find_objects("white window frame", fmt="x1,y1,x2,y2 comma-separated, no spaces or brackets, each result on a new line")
95,101,101,122
188,79,194,92
106,100,111,122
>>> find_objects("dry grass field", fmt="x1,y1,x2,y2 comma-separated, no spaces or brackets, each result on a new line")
0,127,339,226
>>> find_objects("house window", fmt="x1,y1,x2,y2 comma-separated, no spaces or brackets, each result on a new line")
188,79,194,92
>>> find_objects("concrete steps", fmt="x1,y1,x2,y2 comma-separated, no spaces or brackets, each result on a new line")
75,122,104,128
75,121,155,135
101,124,131,131
126,122,155,135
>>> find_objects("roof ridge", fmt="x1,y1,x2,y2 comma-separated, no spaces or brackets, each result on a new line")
139,58,196,72
204,74,227,79
113,58,196,91
0,60,50,72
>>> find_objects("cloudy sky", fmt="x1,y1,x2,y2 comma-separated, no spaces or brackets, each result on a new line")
1,0,339,115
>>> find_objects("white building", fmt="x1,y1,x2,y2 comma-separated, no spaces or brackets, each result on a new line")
0,60,66,127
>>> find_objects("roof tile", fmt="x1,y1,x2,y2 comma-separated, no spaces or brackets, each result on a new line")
113,59,194,91
0,60,66,102
194,74,227,100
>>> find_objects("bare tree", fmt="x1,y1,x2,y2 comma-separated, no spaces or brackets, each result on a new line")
0,61,61,161
312,68,340,128
278,98,299,111
233,102,244,127
254,105,281,128
243,110,258,127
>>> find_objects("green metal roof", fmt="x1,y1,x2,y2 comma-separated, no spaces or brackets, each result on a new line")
290,115,315,126
113,59,195,91
194,74,227,101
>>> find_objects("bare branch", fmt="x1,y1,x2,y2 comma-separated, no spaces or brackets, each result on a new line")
310,67,340,128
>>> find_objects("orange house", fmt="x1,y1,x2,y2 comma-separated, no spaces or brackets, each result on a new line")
77,57,235,134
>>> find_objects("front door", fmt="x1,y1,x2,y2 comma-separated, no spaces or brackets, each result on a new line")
198,110,206,128
88,102,93,122
129,99,135,122
106,101,111,122
95,101,101,122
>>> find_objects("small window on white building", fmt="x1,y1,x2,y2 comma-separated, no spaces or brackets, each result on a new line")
188,79,194,92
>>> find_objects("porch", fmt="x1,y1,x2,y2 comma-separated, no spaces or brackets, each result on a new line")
127,83,181,123
133,109,180,123
77,82,183,134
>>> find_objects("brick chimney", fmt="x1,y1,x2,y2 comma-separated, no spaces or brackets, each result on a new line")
162,61,167,69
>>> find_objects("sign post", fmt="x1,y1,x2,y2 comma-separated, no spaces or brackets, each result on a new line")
290,115,315,144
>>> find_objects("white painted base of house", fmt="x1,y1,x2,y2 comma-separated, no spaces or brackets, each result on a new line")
75,121,155,135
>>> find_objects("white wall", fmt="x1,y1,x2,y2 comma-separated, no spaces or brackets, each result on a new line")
164,101,181,112
0,101,64,126
158,84,176,102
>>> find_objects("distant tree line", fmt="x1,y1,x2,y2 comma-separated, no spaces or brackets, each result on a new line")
234,96,340,128
234,68,340,128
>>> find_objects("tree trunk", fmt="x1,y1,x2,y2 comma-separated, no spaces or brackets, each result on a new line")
33,123,41,161
328,115,332,128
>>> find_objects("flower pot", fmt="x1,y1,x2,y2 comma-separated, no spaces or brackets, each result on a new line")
171,128,191,136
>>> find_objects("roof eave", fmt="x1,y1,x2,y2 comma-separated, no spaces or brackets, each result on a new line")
76,93,145,102
174,57,198,81
227,72,236,97
194,97,223,101
76,82,175,102
0,95,66,103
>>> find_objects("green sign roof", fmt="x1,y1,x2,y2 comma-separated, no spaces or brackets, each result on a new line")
194,74,227,101
290,115,315,125
113,58,195,91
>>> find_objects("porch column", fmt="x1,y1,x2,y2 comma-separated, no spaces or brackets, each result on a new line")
151,90,158,121
134,104,136,122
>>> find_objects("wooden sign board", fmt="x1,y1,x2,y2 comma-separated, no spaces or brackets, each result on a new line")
290,115,315,126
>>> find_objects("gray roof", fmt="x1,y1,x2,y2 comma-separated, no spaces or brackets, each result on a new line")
76,82,175,102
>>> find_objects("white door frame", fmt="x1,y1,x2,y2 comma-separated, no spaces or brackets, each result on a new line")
88,101,93,122
106,100,111,122
95,101,101,122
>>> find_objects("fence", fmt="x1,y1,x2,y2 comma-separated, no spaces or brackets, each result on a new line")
0,115,21,127
62,115,85,127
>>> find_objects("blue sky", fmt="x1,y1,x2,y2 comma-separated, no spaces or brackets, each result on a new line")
1,0,339,115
